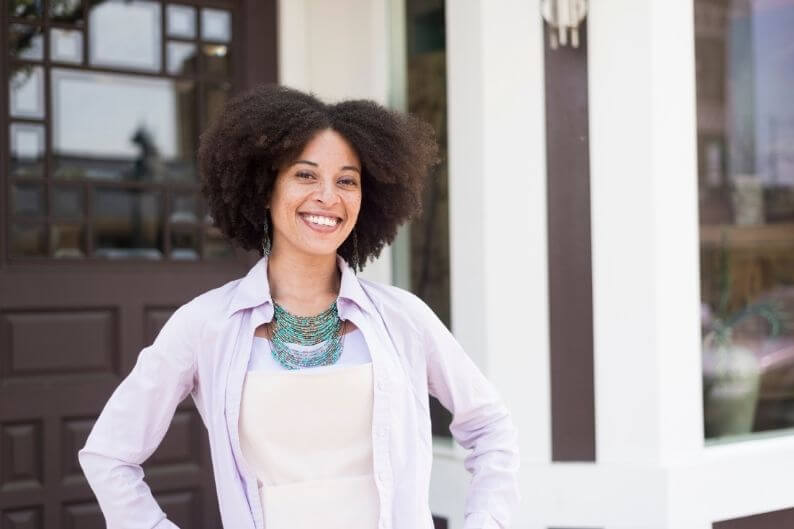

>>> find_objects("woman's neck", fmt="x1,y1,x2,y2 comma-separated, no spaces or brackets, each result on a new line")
266,249,340,315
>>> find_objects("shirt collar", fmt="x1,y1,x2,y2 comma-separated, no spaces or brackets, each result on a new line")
225,254,374,319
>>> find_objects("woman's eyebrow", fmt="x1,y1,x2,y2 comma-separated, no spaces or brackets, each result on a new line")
294,160,360,174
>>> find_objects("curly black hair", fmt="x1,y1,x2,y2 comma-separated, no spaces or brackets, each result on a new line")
197,84,440,271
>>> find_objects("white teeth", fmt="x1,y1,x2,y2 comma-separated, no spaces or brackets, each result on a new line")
304,214,338,227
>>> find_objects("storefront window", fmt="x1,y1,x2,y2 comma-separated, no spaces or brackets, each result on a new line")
695,0,794,440
5,0,235,260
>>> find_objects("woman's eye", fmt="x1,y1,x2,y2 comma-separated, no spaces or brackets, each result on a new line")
338,178,358,186
296,172,314,179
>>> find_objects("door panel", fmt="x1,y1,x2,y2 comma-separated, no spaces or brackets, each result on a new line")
0,0,276,527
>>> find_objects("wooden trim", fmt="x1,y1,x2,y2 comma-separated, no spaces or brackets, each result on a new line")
240,0,278,89
544,21,596,462
1,0,8,266
714,507,794,529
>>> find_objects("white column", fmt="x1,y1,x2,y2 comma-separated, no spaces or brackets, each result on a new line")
588,0,704,527
278,0,390,104
588,0,702,468
444,0,549,527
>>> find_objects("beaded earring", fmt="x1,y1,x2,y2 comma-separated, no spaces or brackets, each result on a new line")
261,214,271,257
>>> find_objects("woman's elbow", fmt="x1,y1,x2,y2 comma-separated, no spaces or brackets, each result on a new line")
78,445,105,485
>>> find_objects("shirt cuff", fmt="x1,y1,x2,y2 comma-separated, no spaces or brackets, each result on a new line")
463,512,502,529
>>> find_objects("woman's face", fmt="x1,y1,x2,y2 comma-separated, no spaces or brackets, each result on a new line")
268,129,362,260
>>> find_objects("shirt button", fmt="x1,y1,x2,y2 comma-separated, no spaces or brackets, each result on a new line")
376,378,385,390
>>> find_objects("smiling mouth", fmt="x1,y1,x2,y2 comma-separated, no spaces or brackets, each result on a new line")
298,213,342,230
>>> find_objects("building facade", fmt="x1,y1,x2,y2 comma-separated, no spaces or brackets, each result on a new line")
2,0,794,528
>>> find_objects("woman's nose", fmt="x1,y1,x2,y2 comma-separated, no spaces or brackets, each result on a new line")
315,178,339,204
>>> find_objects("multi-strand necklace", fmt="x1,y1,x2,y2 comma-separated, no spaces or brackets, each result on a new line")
269,299,345,370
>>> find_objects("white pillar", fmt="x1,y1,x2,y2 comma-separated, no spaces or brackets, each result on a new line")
445,0,549,527
588,0,702,468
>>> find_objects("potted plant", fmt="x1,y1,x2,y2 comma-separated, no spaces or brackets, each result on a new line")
701,235,787,438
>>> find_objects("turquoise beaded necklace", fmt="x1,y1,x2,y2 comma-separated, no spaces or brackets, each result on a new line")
269,299,345,370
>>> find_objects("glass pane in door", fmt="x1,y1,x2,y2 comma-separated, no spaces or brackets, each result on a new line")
88,0,161,72
10,65,45,119
51,68,197,182
49,0,83,23
94,188,163,259
9,24,44,60
10,122,45,178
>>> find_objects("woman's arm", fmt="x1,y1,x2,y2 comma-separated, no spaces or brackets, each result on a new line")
78,303,198,529
422,303,521,529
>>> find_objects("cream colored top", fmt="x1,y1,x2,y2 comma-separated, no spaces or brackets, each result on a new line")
239,337,380,529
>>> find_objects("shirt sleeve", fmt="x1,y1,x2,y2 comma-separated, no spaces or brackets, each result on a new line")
420,299,521,529
78,302,198,529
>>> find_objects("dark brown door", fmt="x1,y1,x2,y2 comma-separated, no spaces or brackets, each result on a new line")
0,1,275,527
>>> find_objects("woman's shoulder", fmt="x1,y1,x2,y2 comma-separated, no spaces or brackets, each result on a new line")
176,276,244,323
357,277,427,311
356,277,441,331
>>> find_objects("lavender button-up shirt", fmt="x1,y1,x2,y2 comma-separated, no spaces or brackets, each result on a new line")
79,255,520,529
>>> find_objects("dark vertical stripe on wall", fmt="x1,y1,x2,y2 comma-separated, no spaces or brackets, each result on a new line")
241,0,278,87
544,21,596,462
714,507,794,529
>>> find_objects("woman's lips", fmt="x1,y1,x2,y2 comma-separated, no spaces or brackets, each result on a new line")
298,213,341,233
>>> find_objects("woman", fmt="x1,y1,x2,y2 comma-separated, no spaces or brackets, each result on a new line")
79,84,520,529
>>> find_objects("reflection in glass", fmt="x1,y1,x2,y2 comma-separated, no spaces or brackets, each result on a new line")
10,65,45,119
406,0,451,327
51,68,197,181
94,188,162,258
203,44,229,76
9,24,44,60
89,0,161,72
405,0,452,437
10,122,45,178
9,0,42,19
51,28,83,63
52,223,85,258
170,193,197,224
53,185,84,218
201,8,231,42
167,4,196,38
12,183,44,216
171,228,199,260
696,0,794,440
167,41,197,74
50,0,83,23
202,83,230,130
11,223,47,257
172,80,198,180
204,226,234,259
